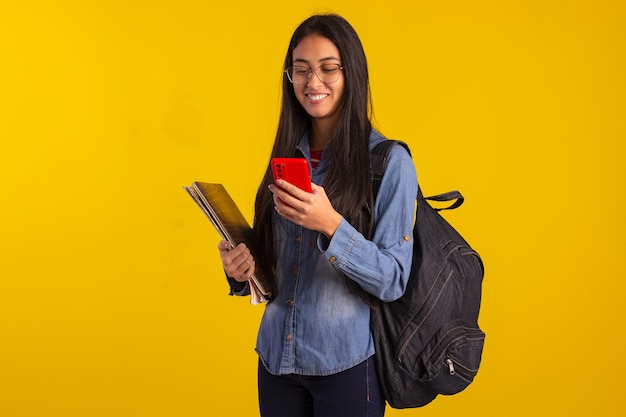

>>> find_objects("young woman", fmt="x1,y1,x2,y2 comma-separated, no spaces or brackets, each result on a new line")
218,14,417,417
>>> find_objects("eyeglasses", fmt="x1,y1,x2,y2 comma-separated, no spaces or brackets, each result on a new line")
284,63,344,85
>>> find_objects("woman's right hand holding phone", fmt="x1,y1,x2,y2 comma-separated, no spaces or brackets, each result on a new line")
218,240,256,282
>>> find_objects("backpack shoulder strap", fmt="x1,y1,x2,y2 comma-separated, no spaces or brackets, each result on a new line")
370,139,411,200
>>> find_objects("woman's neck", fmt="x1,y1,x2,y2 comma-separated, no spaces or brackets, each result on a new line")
310,119,334,150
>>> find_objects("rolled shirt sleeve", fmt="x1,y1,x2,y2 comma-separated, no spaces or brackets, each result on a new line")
317,144,417,302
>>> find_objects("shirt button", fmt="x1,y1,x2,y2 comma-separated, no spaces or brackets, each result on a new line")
293,269,298,276
329,256,337,263
286,334,292,341
404,235,411,241
287,299,294,306
295,236,301,243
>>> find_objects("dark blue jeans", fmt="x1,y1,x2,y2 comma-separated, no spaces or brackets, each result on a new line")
258,357,385,417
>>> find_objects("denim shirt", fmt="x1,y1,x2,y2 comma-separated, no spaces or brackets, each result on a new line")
255,130,417,376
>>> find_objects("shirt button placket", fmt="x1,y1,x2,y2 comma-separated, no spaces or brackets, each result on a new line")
285,234,300,360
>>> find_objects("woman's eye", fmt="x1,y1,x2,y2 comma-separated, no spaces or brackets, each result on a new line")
294,67,310,75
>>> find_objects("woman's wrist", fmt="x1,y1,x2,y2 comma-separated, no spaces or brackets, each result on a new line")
322,212,342,238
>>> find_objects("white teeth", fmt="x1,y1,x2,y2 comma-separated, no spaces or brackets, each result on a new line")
308,94,328,101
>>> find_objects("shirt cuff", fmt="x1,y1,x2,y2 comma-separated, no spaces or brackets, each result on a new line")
316,217,356,267
227,276,251,296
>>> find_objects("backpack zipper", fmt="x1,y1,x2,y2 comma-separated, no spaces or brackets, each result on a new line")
445,357,476,382
446,358,455,375
434,327,483,381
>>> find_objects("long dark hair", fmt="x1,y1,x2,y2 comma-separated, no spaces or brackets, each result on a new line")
252,14,374,291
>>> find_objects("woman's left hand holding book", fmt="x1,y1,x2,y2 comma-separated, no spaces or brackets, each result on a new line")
218,240,257,283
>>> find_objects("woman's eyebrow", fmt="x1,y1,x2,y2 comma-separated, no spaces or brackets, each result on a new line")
292,56,341,65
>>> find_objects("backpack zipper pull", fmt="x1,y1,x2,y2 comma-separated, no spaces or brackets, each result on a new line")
446,359,455,375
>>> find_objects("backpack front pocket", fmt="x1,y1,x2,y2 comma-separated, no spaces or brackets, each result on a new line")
422,325,485,395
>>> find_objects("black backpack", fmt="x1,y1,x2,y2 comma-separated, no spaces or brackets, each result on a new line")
369,140,486,409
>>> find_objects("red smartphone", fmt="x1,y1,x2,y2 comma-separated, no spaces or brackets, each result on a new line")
271,158,313,193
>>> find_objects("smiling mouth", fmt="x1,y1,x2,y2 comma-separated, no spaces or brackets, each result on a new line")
307,93,329,102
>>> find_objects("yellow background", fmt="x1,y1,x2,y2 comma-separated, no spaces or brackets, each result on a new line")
1,0,624,416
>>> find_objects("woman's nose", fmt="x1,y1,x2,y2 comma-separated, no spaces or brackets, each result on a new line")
306,70,324,87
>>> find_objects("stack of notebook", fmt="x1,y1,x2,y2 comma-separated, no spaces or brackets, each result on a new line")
184,182,271,304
